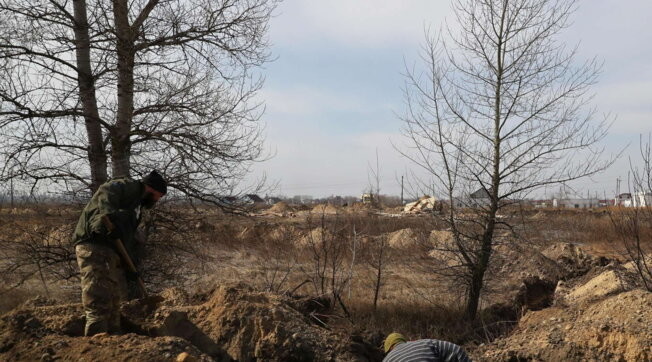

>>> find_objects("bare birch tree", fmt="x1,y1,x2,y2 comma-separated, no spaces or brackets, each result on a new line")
0,0,278,199
400,0,611,320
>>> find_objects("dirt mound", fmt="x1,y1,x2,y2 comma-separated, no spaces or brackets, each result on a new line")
622,253,652,286
268,201,292,214
0,284,380,361
159,287,191,307
0,302,209,361
170,284,337,360
478,288,652,361
387,228,420,248
426,231,459,267
311,204,339,215
346,202,375,215
485,241,614,312
429,229,453,245
495,242,608,286
542,242,591,266
553,266,641,306
268,224,300,242
297,227,335,247
237,223,274,243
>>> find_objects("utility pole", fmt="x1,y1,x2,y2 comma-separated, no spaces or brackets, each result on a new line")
375,149,380,204
400,175,404,205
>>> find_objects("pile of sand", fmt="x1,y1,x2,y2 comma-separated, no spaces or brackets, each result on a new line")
553,265,641,306
268,201,292,214
387,228,420,248
237,223,275,243
345,202,374,215
297,227,335,247
311,204,339,215
267,224,300,243
429,229,453,245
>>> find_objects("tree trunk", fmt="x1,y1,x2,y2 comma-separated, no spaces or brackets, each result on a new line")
465,1,506,321
466,216,496,320
373,262,382,311
373,243,384,311
72,0,107,191
111,0,135,178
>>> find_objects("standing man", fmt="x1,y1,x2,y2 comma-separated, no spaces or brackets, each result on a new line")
72,170,167,336
383,332,472,362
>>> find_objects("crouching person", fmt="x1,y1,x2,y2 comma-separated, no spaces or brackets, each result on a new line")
383,332,472,362
72,171,167,336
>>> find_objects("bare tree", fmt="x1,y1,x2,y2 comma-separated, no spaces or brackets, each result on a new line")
300,213,355,317
0,0,278,199
609,134,652,291
368,232,389,311
400,0,611,320
366,148,381,206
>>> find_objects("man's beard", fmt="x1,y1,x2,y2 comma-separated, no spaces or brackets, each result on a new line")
141,193,157,209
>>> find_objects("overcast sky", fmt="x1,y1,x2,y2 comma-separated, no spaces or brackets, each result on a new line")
251,0,652,199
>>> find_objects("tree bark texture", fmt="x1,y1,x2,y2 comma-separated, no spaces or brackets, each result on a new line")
73,0,108,191
111,0,135,178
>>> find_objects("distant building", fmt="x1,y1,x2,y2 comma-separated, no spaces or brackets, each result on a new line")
361,193,374,204
241,194,265,205
291,195,313,204
615,193,633,207
552,198,600,208
532,200,550,208
265,196,283,205
632,191,652,207
217,195,264,206
218,196,239,205
469,188,491,206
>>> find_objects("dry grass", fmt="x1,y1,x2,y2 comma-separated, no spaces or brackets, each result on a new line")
1,203,650,346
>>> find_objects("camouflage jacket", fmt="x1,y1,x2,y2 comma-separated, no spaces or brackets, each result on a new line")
72,177,145,248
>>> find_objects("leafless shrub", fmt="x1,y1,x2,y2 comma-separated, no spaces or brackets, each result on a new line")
609,135,652,291
256,225,300,294
0,219,78,295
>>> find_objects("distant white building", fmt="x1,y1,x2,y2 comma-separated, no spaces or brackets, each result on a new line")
615,193,633,207
632,191,652,207
552,198,600,209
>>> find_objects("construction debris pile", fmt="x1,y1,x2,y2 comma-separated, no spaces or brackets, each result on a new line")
402,196,437,214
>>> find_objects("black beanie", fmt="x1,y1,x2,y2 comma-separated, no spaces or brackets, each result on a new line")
143,170,167,194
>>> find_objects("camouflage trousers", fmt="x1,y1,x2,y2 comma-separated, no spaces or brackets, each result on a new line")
75,242,127,336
